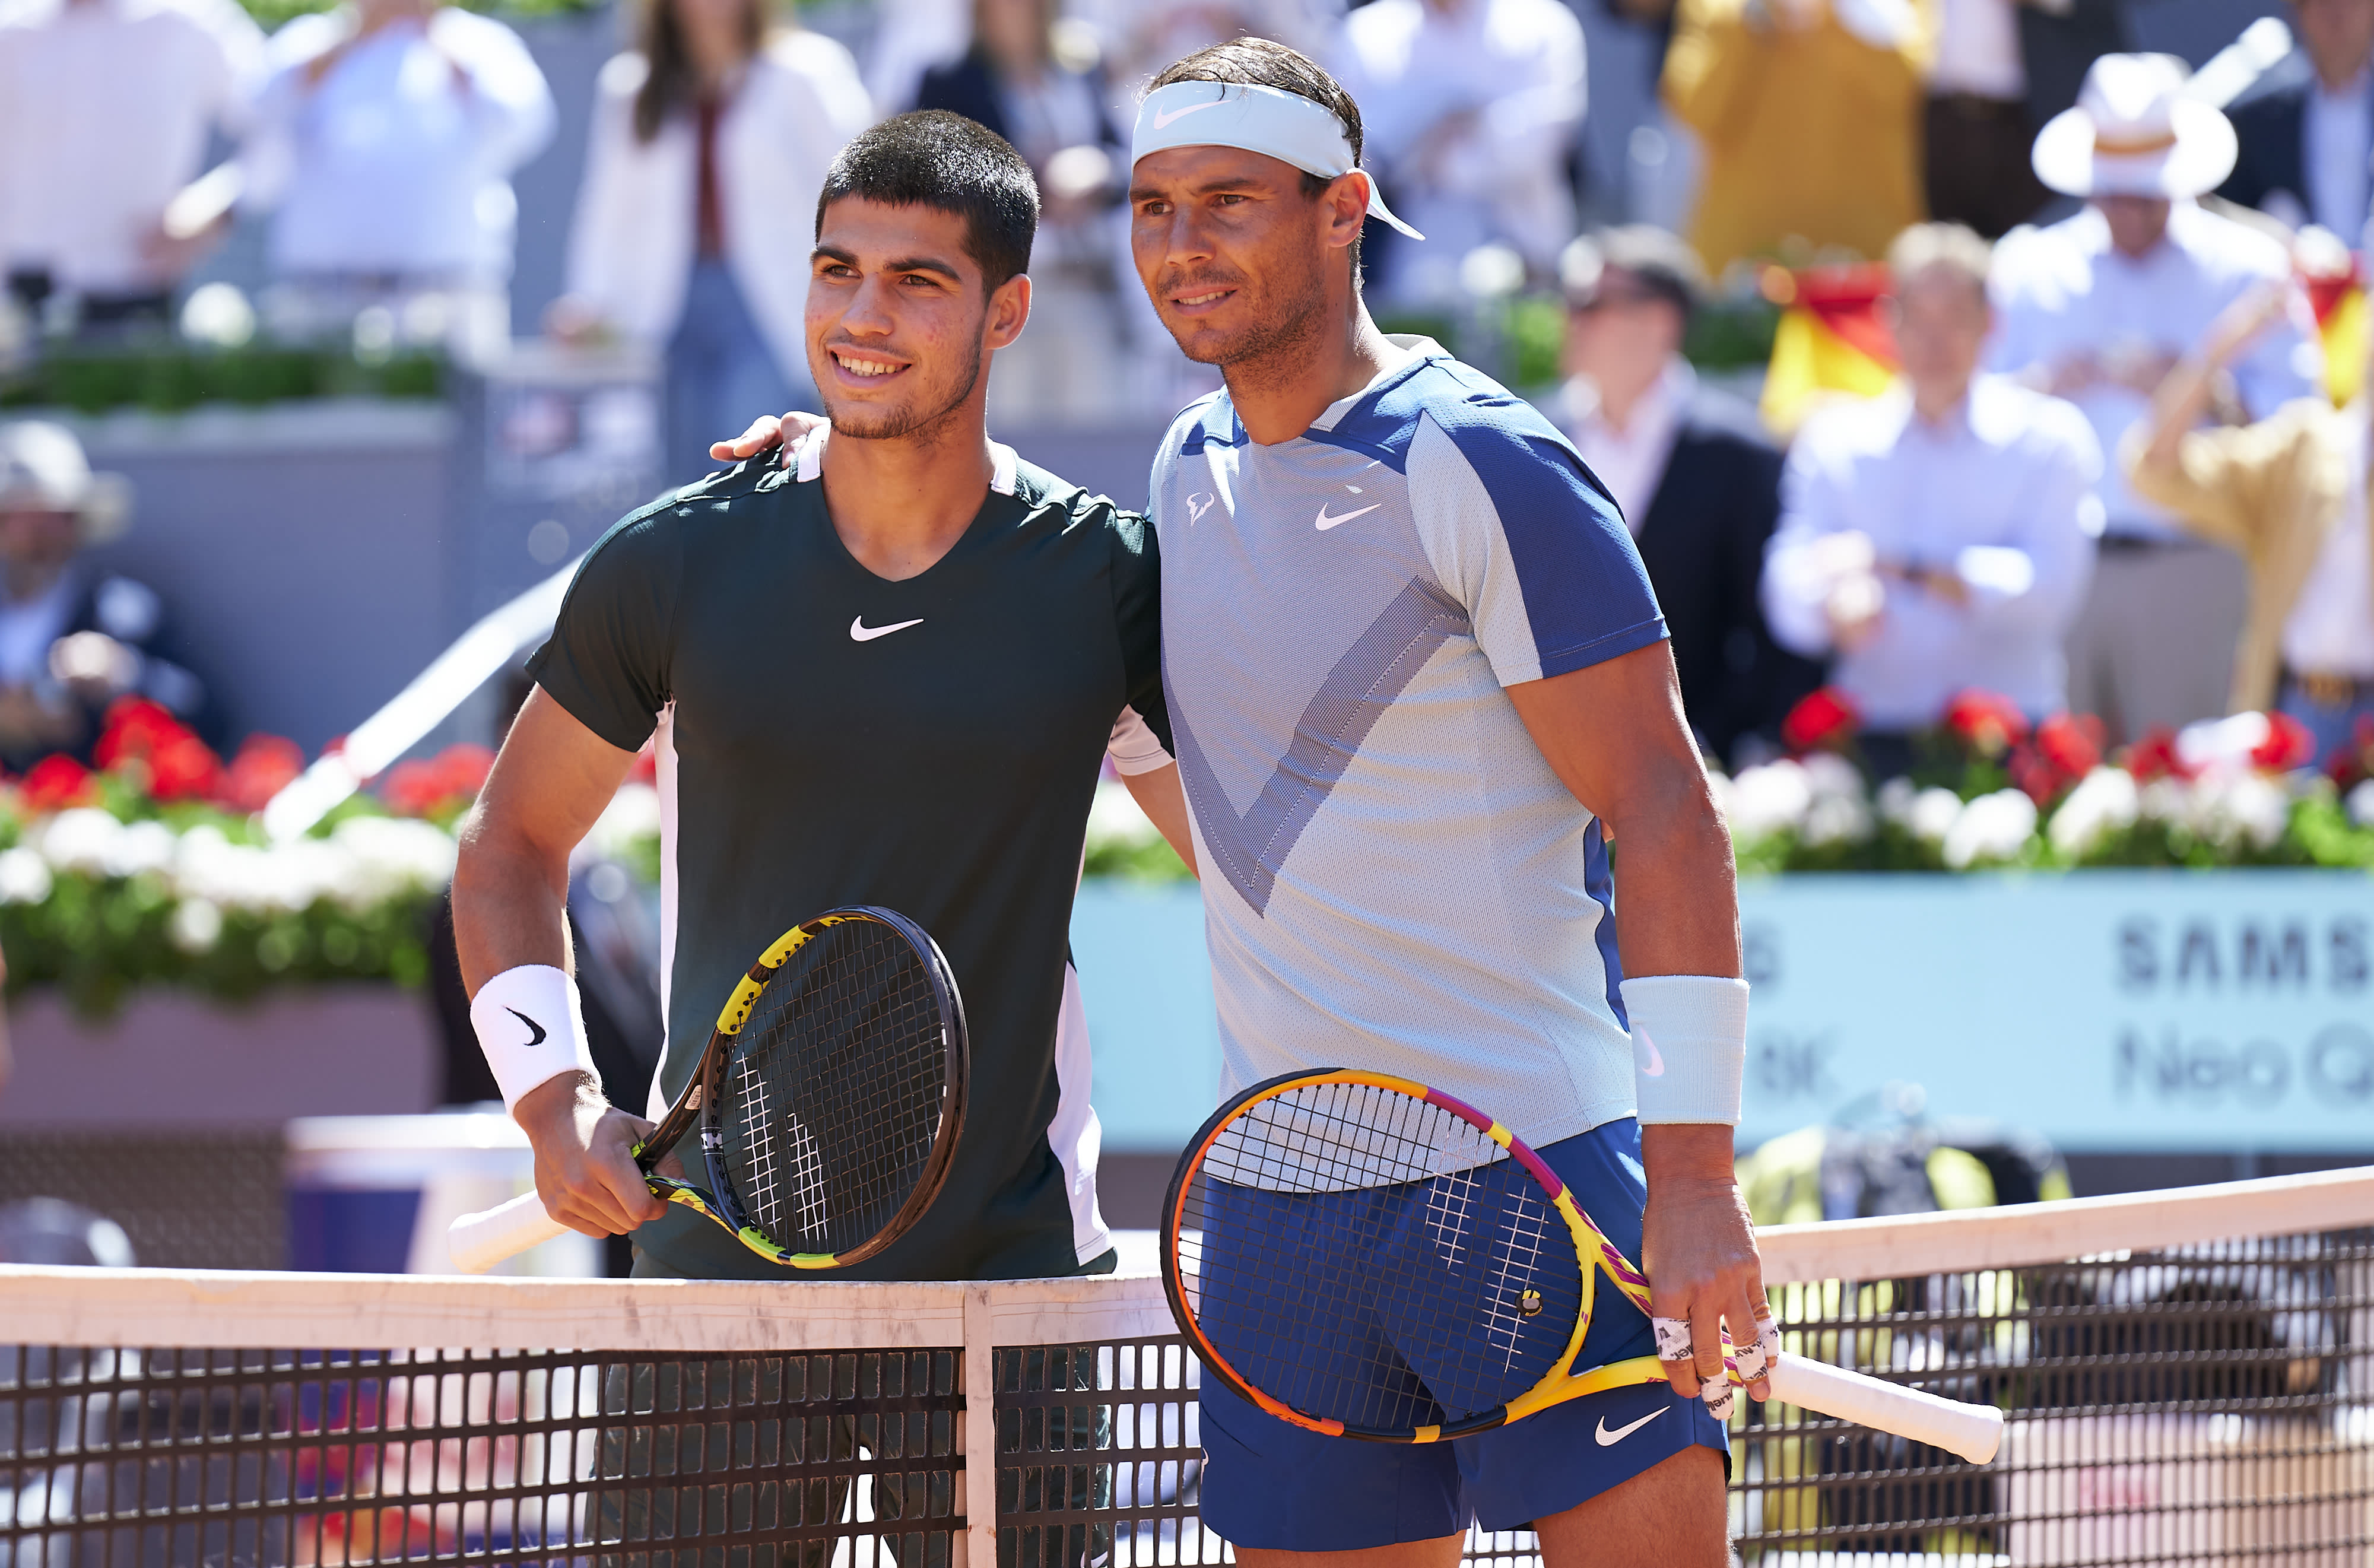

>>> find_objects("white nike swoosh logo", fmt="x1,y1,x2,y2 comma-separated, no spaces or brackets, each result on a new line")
849,615,924,642
1595,1407,1667,1447
1150,99,1228,131
1636,1026,1665,1078
1314,503,1380,531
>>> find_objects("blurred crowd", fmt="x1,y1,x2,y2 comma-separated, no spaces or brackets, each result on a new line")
1,0,2372,780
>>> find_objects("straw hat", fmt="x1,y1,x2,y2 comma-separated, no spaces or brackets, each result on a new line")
2031,53,2238,200
0,421,130,544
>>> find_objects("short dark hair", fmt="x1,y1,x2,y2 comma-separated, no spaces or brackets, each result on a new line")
1146,38,1368,280
815,110,1039,291
1559,227,1706,320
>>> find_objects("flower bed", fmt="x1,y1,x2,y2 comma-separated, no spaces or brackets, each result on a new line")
1725,690,2374,874
1075,690,2374,882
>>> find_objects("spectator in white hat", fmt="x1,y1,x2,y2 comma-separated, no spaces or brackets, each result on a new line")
0,422,210,771
1988,52,2324,744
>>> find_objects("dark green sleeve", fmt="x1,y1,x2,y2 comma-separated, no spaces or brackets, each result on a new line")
1109,509,1171,754
525,509,683,752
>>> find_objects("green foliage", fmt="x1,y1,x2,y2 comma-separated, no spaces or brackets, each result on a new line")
1083,833,1192,883
0,344,443,417
234,0,596,27
0,872,435,1020
1683,293,1780,372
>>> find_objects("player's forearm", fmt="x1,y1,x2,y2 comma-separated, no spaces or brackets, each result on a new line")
1603,769,1741,982
451,814,575,996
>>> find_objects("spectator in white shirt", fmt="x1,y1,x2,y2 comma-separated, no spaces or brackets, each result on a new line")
2223,0,2374,239
0,0,263,328
1329,0,1585,304
1768,223,2102,776
1555,226,1812,763
1924,0,2052,237
241,0,554,358
551,0,868,483
1989,53,2322,743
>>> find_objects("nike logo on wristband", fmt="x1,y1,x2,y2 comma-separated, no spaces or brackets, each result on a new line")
1594,1407,1666,1446
506,1008,548,1048
1635,1026,1666,1078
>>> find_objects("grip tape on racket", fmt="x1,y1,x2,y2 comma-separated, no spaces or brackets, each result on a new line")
1764,1356,2004,1465
447,1191,571,1274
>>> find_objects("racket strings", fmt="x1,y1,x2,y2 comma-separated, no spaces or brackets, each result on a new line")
1178,1080,1581,1434
719,920,950,1254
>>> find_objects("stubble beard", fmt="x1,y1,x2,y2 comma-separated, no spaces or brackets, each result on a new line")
1166,259,1331,396
820,333,986,446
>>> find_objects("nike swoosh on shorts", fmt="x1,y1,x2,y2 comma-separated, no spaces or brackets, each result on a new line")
1594,1407,1667,1447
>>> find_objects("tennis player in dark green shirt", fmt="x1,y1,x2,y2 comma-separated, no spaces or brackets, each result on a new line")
452,111,1193,1282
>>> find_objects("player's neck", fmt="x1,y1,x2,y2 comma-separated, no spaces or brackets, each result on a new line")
1224,297,1400,446
818,418,996,583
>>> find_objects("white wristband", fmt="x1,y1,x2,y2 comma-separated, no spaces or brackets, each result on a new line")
1623,975,1748,1126
470,964,599,1110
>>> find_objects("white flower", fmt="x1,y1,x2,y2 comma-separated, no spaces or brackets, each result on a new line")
1876,777,1918,827
583,783,661,860
36,808,126,877
2176,712,2273,776
0,846,52,905
1723,761,1814,841
2198,772,2290,850
1907,787,1966,845
2048,767,2140,859
1086,780,1161,852
1942,789,2039,869
2139,777,2199,829
2349,779,2374,829
169,898,223,954
1800,751,1866,801
331,816,458,909
106,820,177,880
1801,791,1875,847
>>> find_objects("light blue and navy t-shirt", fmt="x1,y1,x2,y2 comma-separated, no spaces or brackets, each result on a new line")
1151,337,1668,1152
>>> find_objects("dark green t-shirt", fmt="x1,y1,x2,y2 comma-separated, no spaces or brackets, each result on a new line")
527,443,1166,1281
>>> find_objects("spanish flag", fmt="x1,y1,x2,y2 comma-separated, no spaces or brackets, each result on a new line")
1758,263,1899,437
2304,256,2366,407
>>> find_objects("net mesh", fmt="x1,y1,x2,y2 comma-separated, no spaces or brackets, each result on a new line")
0,1346,960,1568
5,1217,2370,1567
722,921,953,1258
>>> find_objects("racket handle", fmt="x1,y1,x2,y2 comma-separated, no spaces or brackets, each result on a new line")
447,1191,572,1274
1763,1356,2004,1465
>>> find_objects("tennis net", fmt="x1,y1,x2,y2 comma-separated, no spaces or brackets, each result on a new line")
5,1166,2371,1568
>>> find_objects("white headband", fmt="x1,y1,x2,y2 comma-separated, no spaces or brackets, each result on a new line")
1130,80,1424,240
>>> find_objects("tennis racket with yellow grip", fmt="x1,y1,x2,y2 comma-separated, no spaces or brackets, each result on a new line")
449,907,967,1274
1160,1069,2002,1464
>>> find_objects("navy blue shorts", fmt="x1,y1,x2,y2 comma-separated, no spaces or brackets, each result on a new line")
1195,1117,1728,1550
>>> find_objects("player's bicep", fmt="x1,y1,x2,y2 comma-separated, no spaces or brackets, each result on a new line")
475,687,642,868
1505,640,1699,826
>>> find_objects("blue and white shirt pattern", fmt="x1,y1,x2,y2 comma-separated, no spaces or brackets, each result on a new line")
1151,337,1668,1150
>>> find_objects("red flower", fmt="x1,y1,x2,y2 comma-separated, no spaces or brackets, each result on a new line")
146,734,223,801
626,742,658,786
2122,726,2192,782
382,744,496,818
2330,715,2374,787
2249,710,2315,772
2035,712,2103,778
1782,687,1861,754
1943,689,2030,757
219,734,307,814
21,754,97,811
93,695,191,770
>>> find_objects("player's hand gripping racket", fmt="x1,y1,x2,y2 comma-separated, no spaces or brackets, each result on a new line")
1160,1069,2004,1465
449,907,967,1273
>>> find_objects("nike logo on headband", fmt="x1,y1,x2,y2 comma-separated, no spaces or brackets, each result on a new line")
1150,99,1229,131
